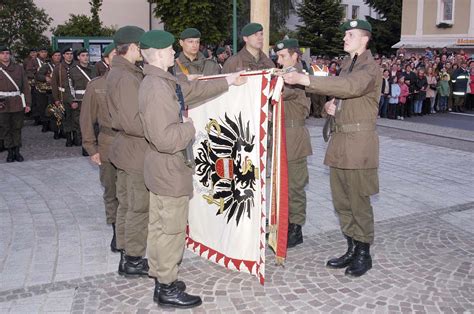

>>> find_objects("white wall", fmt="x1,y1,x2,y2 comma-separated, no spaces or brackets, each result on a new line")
34,0,163,38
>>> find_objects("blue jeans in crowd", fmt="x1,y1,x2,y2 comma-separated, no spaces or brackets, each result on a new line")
414,99,423,114
379,95,389,118
438,96,448,111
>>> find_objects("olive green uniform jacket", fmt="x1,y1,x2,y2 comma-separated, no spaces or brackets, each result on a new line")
138,64,229,197
174,52,221,79
0,62,31,112
106,56,146,175
306,50,381,170
51,60,75,103
222,47,274,74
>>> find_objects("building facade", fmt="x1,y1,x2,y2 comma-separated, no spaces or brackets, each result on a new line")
393,0,474,54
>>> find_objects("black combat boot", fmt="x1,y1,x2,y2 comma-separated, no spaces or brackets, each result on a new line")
0,139,4,152
153,278,187,302
14,146,24,162
65,132,73,147
124,255,149,277
53,130,60,140
157,281,202,309
82,147,89,157
345,240,372,277
6,148,15,162
73,131,81,146
326,235,356,268
118,250,126,275
287,223,303,248
110,224,119,253
41,121,49,133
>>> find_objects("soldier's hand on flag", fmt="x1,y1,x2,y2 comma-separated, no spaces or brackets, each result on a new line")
324,98,336,116
187,74,202,81
90,153,101,166
225,71,247,86
281,71,310,86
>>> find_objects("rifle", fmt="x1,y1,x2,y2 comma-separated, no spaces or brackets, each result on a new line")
322,53,358,142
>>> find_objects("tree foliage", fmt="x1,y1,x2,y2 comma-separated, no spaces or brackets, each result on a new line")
364,0,402,56
52,0,115,37
296,0,344,57
149,0,232,45
0,0,52,59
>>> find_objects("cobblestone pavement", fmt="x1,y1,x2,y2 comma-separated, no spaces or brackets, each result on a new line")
0,118,473,313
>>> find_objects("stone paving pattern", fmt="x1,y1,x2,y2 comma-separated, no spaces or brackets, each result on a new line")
0,119,473,313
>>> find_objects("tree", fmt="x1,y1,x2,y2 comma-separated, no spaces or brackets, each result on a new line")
52,0,115,37
0,0,52,59
296,0,344,57
364,0,402,56
149,0,232,45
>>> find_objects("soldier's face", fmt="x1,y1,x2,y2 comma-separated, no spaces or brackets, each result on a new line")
180,38,200,56
30,51,37,58
159,46,175,68
63,52,73,62
39,50,48,59
343,29,368,55
78,52,89,64
276,49,297,69
51,53,61,63
244,31,264,50
0,51,10,63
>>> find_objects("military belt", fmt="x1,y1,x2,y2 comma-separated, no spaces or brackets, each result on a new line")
0,91,21,97
285,119,306,128
115,129,145,139
99,125,117,137
75,90,86,95
334,123,375,133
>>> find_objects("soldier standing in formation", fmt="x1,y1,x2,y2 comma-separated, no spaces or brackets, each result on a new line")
174,28,221,79
274,39,313,248
138,29,246,309
80,43,119,253
222,22,274,73
106,26,149,277
35,50,62,138
0,45,31,162
282,19,381,277
65,48,96,150
26,47,48,128
51,47,75,142
94,47,113,77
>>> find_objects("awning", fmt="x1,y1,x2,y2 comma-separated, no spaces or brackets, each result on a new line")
392,39,458,49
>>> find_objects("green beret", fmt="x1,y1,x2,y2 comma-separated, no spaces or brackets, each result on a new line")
241,23,263,37
61,47,73,54
139,30,175,50
340,19,372,33
0,45,10,52
274,38,299,52
180,28,201,40
216,47,226,55
114,26,145,45
76,48,88,55
102,43,115,57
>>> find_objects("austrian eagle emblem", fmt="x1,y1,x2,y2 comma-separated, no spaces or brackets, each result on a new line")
194,113,258,226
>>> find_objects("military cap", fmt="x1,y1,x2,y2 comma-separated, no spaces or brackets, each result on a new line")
30,48,37,52
52,49,61,55
102,43,115,57
114,26,145,45
139,30,175,50
216,47,226,55
38,47,48,52
76,48,88,55
274,38,299,52
241,23,263,37
61,47,73,54
180,28,201,40
0,45,10,52
340,19,372,33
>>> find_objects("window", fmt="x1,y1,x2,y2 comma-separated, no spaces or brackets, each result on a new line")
437,0,455,24
352,5,359,19
342,4,348,20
